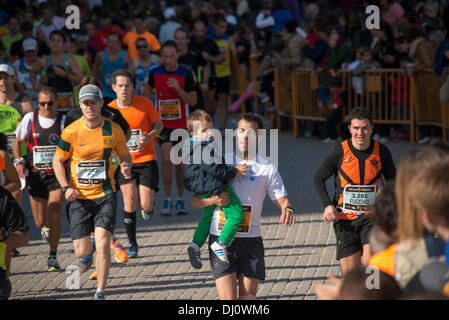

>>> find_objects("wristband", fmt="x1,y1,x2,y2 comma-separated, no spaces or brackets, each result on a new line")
286,206,295,214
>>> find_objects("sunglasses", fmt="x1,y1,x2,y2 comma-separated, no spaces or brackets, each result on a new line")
39,101,55,107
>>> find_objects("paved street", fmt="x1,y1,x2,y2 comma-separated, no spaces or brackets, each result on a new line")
8,127,415,300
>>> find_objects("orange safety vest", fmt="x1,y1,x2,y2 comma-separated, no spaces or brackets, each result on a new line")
337,140,384,220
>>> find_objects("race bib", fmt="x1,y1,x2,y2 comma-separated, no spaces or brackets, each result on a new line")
218,204,252,234
127,129,142,153
159,99,181,120
342,185,376,215
76,160,106,186
6,133,15,156
57,92,73,110
32,145,56,170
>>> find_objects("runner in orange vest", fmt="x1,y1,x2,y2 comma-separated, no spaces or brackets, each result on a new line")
314,107,396,276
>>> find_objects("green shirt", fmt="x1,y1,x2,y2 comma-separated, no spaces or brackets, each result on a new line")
0,104,26,158
2,33,22,56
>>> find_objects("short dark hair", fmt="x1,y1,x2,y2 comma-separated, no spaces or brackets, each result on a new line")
348,107,373,126
49,30,66,42
38,86,58,100
112,69,133,84
107,32,122,42
162,40,179,52
237,113,264,130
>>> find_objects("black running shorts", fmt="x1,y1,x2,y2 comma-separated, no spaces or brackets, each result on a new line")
117,160,159,191
333,214,373,260
67,193,117,240
209,234,265,281
26,170,61,199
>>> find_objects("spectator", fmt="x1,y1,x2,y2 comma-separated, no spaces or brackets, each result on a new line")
347,12,372,50
421,0,444,33
2,16,22,59
370,19,398,68
302,17,329,70
321,25,352,72
123,15,161,61
255,0,293,34
280,20,313,72
159,8,182,46
406,27,435,73
378,0,404,26
429,30,449,75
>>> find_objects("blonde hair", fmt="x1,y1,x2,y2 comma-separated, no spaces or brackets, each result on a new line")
187,109,213,134
396,146,449,243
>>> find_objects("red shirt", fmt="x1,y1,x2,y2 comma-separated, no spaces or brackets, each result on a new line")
95,26,125,50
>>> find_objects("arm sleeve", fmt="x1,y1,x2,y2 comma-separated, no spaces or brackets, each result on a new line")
313,145,341,208
267,168,288,201
184,69,196,92
14,112,33,140
380,145,396,181
55,128,73,161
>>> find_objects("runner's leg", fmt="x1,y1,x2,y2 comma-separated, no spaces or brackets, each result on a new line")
215,272,238,300
339,251,362,276
160,142,173,198
175,163,184,199
94,227,112,291
238,275,258,300
47,189,64,254
29,195,47,228
139,184,155,213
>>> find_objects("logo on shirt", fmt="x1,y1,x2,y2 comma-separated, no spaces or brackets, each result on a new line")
103,137,112,148
48,133,59,145
369,157,380,169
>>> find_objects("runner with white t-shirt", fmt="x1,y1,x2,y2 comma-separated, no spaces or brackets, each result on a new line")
191,114,295,300
12,87,66,272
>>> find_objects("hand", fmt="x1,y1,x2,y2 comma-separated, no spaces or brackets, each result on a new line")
211,191,230,207
235,163,248,175
323,205,339,223
65,187,80,202
120,161,132,179
52,65,67,78
136,132,151,149
279,205,295,227
16,163,26,178
315,274,342,300
167,77,181,91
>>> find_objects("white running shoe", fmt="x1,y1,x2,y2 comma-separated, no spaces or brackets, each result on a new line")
211,240,229,265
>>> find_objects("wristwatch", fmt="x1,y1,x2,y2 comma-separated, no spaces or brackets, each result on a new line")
0,230,9,242
13,157,25,166
61,186,70,194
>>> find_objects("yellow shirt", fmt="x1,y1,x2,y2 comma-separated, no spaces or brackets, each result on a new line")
55,117,128,200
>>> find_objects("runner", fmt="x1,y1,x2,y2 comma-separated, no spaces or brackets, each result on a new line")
133,38,159,99
109,69,163,257
313,107,396,276
147,40,197,216
30,30,84,112
206,14,236,131
0,185,29,300
0,133,20,194
12,87,65,272
65,75,131,269
52,84,132,300
0,63,34,204
191,113,295,299
93,32,134,105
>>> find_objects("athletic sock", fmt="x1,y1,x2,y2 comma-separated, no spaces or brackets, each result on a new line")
49,251,57,258
123,211,137,247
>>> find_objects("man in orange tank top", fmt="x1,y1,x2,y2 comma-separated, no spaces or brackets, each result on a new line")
314,107,396,276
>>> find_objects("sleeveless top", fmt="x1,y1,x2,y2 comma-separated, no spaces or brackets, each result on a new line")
101,49,125,99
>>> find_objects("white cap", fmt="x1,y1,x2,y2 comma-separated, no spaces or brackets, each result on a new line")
163,7,176,19
23,38,38,51
0,64,14,76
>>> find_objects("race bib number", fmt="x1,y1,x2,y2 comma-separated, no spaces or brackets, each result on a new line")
33,146,56,170
76,160,106,186
342,185,376,215
6,133,15,156
127,129,142,153
218,204,252,234
57,92,73,110
159,99,181,120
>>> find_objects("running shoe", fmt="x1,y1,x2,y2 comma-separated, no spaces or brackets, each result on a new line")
175,199,187,215
110,238,128,263
89,271,97,280
127,244,138,258
41,226,50,243
47,256,61,272
94,291,105,300
79,254,93,273
11,248,20,257
161,199,173,216
141,209,154,221
211,240,229,265
187,242,202,269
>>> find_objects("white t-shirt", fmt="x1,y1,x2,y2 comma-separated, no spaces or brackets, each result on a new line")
209,153,288,238
15,112,66,140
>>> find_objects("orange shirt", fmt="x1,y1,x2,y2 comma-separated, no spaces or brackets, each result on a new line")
108,95,160,163
123,31,161,60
